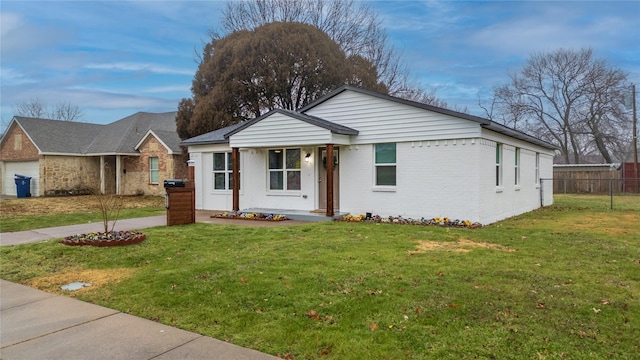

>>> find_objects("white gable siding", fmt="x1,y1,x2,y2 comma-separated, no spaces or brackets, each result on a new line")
304,90,482,144
230,112,335,148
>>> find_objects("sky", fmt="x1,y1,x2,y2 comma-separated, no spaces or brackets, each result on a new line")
1,0,639,129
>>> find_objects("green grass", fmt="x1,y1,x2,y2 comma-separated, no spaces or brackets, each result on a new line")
553,193,640,211
1,195,639,359
0,207,165,232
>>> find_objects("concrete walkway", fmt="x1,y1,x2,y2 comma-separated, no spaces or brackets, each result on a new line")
0,215,287,359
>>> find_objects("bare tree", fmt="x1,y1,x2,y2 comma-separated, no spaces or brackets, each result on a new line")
219,0,421,98
13,98,84,121
487,48,629,164
48,100,84,122
12,98,46,118
92,189,124,233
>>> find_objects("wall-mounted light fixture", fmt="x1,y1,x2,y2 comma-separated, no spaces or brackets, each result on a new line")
305,153,311,162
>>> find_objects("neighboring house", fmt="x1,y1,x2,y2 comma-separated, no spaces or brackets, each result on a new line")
182,86,557,224
0,112,187,197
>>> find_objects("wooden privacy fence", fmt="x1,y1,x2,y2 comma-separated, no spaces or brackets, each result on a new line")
553,163,639,194
553,178,640,194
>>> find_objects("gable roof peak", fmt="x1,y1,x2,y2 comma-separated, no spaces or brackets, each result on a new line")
301,85,556,150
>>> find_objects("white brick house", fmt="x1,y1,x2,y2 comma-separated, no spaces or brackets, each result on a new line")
183,86,556,224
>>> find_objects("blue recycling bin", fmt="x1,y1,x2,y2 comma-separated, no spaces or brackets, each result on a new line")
14,174,32,198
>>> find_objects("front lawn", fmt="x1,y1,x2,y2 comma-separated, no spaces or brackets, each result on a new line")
1,195,638,359
0,195,165,232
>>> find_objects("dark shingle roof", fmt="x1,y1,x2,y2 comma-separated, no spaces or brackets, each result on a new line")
13,117,105,153
9,112,179,155
147,130,183,153
300,85,558,150
180,86,556,150
180,122,246,145
225,109,358,138
86,112,178,154
181,109,358,146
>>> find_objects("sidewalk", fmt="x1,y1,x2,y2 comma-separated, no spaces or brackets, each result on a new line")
0,216,282,359
0,280,277,360
1,211,310,247
0,216,167,246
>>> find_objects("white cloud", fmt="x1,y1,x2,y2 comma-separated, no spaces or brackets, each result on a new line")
0,11,69,60
0,68,37,86
143,85,192,93
85,62,194,76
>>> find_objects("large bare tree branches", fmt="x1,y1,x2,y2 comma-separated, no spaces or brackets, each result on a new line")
177,22,385,140
13,98,84,121
219,0,412,97
485,48,630,164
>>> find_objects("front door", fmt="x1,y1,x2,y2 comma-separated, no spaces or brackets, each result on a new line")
318,147,339,210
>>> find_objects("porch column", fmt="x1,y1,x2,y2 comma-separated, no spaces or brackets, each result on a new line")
325,144,334,217
232,147,240,212
115,155,122,195
100,156,105,194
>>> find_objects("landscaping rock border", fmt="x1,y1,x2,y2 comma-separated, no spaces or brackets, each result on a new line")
337,214,482,228
61,231,147,247
211,212,290,221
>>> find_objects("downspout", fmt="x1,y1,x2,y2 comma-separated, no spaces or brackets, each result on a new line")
100,155,105,194
232,147,239,212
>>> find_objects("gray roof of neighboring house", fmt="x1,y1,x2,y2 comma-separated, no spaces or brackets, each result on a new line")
9,112,179,155
86,111,179,154
150,130,183,153
12,117,106,154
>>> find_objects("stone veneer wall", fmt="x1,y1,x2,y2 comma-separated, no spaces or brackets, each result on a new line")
41,155,101,195
121,136,187,196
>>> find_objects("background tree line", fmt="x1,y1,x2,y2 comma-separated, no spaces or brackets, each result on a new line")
6,1,634,165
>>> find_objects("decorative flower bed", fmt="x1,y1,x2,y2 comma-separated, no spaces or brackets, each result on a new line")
212,212,289,221
338,214,482,228
61,231,146,247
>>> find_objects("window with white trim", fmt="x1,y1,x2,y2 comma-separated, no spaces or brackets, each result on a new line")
269,148,301,191
149,157,159,184
495,143,503,187
514,147,521,186
213,152,239,191
375,143,396,186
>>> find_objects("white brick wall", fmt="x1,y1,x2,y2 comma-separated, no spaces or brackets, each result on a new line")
340,139,483,221
190,132,554,224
